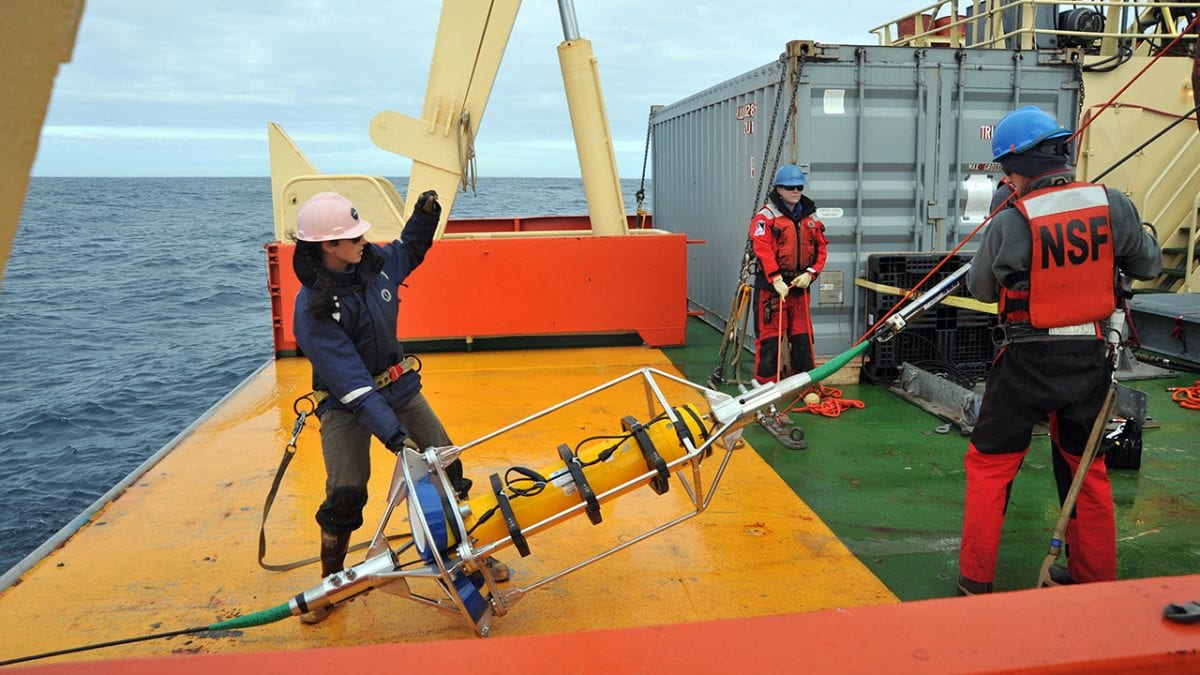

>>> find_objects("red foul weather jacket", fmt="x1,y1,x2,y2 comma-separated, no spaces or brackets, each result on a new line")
749,192,828,292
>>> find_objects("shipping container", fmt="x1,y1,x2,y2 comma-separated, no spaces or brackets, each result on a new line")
649,41,1082,354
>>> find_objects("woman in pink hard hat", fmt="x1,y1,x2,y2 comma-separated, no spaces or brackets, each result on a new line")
290,190,507,623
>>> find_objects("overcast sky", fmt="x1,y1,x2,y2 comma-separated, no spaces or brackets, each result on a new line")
33,0,906,178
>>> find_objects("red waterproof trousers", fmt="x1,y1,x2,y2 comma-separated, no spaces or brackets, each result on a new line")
959,339,1116,585
753,287,815,384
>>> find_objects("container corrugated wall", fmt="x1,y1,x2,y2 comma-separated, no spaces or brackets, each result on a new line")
650,43,1081,353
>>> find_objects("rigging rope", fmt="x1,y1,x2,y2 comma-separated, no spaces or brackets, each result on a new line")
636,110,652,228
1067,14,1200,150
789,384,866,418
457,109,478,195
1092,99,1200,182
1169,381,1200,410
453,0,500,195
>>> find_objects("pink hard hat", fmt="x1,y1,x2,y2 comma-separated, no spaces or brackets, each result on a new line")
296,192,372,242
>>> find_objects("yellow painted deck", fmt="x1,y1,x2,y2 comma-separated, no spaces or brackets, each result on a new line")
0,346,895,665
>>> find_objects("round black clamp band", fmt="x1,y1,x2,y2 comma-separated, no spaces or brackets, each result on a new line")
489,473,530,557
675,405,712,458
558,444,602,525
622,415,670,495
671,416,695,449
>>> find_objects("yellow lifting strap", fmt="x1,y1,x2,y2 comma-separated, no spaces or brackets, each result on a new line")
853,277,998,315
312,355,422,405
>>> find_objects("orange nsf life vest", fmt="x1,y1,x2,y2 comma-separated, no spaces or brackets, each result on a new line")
1001,183,1116,329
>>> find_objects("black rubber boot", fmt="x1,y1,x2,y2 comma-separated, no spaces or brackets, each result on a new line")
956,574,994,596
300,530,350,624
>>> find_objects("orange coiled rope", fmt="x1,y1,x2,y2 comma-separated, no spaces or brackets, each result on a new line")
1169,381,1200,410
788,384,865,418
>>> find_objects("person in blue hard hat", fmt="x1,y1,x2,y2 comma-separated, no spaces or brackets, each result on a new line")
747,163,829,449
290,190,508,623
957,106,1162,595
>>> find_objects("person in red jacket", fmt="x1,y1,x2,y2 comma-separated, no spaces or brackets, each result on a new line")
748,164,828,448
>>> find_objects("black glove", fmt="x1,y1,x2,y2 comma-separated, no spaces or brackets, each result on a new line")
417,190,440,214
385,428,412,454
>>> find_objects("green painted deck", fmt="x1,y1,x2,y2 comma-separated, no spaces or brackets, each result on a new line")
665,317,1200,599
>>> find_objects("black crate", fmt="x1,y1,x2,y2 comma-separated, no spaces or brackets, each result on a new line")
863,355,995,386
864,253,979,330
861,359,901,384
866,252,975,302
867,303,995,332
862,253,999,384
936,325,997,364
863,329,998,384
862,330,943,384
957,361,994,382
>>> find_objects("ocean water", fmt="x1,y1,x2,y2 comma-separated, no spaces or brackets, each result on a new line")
0,176,652,575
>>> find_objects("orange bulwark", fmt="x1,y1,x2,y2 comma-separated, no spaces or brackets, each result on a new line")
17,577,1200,674
267,229,690,353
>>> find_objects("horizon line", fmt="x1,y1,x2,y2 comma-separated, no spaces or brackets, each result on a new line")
28,175,654,181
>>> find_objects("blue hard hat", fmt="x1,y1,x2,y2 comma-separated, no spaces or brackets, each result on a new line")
773,164,807,187
991,105,1072,161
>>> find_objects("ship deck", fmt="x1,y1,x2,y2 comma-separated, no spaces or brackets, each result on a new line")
1,317,1199,671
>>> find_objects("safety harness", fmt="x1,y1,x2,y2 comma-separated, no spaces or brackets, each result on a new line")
312,355,421,405
258,355,423,571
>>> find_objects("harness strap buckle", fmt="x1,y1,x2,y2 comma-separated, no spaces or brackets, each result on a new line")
312,355,421,406
991,324,1012,347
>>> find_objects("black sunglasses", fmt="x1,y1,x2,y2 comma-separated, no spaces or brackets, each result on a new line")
778,185,804,191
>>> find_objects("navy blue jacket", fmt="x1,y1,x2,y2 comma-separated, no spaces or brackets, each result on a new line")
292,207,439,447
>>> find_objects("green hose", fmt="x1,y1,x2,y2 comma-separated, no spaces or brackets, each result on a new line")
807,340,871,384
208,602,294,630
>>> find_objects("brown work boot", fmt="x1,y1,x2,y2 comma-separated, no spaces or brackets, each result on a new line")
300,530,350,625
484,556,510,582
956,574,994,596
